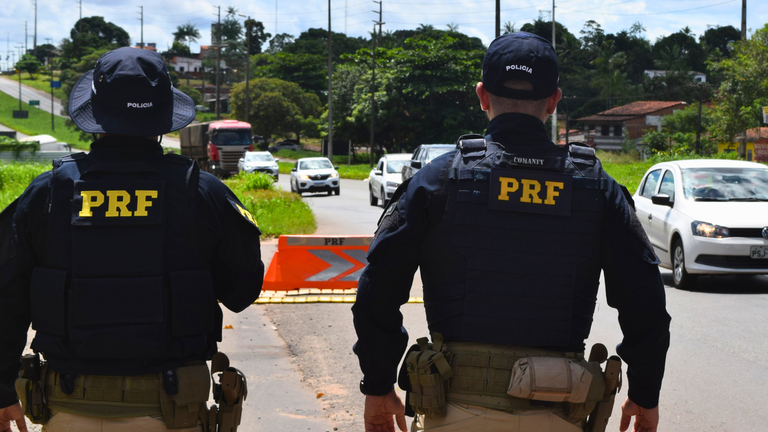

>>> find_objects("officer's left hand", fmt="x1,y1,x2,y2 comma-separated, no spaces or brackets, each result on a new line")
0,402,28,432
364,390,407,432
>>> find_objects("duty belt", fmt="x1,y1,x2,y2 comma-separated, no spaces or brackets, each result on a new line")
45,372,164,418
445,342,584,412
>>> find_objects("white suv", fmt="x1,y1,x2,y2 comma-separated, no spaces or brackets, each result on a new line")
369,153,412,207
290,157,340,196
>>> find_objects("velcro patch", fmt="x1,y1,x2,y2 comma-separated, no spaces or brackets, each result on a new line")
489,168,572,216
228,196,259,228
72,180,165,226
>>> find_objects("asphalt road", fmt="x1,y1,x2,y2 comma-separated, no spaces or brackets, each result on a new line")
265,176,768,432
0,76,65,118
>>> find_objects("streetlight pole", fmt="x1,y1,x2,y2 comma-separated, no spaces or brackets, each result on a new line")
239,14,251,125
327,0,333,160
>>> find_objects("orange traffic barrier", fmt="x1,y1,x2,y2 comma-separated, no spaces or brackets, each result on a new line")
263,235,372,291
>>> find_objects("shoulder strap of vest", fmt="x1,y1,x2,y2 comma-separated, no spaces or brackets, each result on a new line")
455,134,487,158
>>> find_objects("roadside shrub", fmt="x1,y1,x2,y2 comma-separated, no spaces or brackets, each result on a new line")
228,172,275,193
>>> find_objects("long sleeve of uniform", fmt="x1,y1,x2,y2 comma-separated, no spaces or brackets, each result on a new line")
600,175,671,409
0,173,51,409
352,156,452,396
197,172,264,312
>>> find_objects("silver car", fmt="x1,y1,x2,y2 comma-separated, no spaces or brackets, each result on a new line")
237,151,279,181
290,157,340,196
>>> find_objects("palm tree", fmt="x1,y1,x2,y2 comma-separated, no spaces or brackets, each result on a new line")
502,21,516,35
173,22,201,49
446,22,459,32
416,24,435,33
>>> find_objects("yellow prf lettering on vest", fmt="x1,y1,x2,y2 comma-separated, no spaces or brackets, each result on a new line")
497,177,519,201
236,204,259,227
544,181,564,205
134,190,158,217
520,179,543,204
106,191,132,217
79,191,105,217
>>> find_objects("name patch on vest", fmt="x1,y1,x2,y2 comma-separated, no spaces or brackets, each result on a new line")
500,152,565,171
72,180,165,226
489,168,572,216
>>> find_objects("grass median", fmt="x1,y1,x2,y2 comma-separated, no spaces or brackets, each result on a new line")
0,164,317,239
0,91,90,149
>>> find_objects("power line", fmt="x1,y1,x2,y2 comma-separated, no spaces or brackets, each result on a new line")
559,0,738,16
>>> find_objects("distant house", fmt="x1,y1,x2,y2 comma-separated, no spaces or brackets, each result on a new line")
577,101,687,151
644,70,706,83
169,56,203,78
719,127,768,162
134,42,157,52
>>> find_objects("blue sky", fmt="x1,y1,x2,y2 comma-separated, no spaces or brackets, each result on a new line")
1,0,766,69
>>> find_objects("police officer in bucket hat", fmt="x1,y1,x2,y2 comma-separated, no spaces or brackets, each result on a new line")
353,32,671,432
0,47,262,432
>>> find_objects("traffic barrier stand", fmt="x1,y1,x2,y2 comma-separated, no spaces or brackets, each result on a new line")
259,235,424,304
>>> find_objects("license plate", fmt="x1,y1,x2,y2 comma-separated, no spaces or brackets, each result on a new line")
314,181,326,186
751,246,768,259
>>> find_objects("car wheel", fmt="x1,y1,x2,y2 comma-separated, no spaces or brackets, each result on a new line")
369,186,378,206
327,189,333,196
334,187,340,196
290,179,296,193
672,238,698,290
381,187,389,208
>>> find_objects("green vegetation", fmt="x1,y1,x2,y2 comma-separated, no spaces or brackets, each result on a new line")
225,172,316,238
0,91,90,149
0,162,49,210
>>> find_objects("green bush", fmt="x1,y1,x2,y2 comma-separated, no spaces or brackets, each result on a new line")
0,162,49,210
228,172,275,192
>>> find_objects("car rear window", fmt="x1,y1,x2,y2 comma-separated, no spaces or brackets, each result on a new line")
426,147,453,162
386,160,407,173
682,167,768,200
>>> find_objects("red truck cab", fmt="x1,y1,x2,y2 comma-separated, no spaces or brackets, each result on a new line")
206,120,253,177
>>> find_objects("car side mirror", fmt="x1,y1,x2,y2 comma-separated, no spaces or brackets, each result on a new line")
291,167,297,172
374,169,383,176
411,160,422,169
334,166,339,170
238,158,244,163
274,158,280,163
651,194,673,207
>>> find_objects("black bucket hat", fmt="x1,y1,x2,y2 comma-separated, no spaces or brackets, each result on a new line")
482,32,559,100
69,47,195,136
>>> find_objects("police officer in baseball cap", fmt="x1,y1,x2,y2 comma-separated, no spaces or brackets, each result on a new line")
353,32,670,432
0,47,263,431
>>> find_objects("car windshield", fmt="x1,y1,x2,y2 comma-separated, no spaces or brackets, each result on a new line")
426,147,453,162
682,167,768,201
386,160,407,173
211,129,252,145
299,159,332,170
245,153,273,163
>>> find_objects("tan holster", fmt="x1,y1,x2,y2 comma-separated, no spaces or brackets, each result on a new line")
206,352,248,432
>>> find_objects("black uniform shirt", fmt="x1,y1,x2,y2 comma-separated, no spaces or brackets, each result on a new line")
353,113,671,409
0,137,264,408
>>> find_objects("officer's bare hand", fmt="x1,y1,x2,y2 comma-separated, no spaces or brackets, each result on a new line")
364,390,407,432
0,402,28,432
620,398,659,432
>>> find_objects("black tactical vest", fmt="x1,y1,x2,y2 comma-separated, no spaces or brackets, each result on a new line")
419,136,607,351
29,147,222,376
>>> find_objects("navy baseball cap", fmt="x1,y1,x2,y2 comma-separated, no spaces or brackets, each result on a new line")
482,32,559,100
69,47,195,136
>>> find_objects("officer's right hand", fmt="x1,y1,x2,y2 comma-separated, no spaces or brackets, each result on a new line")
620,397,659,432
364,390,407,432
0,402,28,432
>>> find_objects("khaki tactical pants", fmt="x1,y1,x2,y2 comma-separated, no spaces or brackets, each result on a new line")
414,402,584,432
41,410,203,432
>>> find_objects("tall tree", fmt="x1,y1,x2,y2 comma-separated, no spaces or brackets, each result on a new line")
173,22,201,48
59,17,130,64
653,29,707,73
700,25,741,58
244,20,271,55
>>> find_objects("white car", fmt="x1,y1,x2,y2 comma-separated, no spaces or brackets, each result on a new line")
634,159,768,289
369,153,412,207
290,157,340,196
237,151,279,181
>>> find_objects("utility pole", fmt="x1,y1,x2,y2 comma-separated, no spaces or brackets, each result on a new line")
741,0,746,40
239,14,251,124
24,21,28,54
50,55,54,130
370,0,383,167
137,6,144,48
495,0,500,38
16,44,23,112
275,0,278,36
33,0,37,56
551,0,558,143
327,0,333,160
78,0,83,33
214,6,221,119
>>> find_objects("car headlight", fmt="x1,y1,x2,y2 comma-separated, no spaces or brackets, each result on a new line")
386,181,399,188
330,172,338,178
299,174,309,180
691,221,730,238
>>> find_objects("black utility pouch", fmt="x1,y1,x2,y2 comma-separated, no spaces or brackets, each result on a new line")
15,353,49,425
